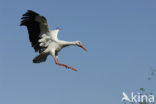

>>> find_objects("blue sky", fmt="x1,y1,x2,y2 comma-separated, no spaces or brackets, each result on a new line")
0,0,156,104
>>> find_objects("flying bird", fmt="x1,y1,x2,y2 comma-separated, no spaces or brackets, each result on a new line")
20,10,87,71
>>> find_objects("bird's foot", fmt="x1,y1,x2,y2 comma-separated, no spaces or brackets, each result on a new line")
57,63,77,71
64,65,78,71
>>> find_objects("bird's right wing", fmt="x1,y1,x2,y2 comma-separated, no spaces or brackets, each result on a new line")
50,29,60,40
20,10,51,52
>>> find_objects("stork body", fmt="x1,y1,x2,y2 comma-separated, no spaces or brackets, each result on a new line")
20,10,87,71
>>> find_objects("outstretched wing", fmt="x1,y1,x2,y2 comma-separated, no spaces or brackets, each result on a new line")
20,10,50,52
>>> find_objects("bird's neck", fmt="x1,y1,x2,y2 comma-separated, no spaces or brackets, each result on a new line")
59,40,76,47
63,41,76,46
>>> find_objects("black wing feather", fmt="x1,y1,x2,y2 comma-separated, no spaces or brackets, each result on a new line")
20,10,48,52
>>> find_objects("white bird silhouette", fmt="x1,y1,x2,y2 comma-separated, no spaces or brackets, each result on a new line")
20,10,87,71
121,92,131,102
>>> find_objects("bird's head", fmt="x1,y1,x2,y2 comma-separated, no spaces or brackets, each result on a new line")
56,27,61,31
75,41,87,51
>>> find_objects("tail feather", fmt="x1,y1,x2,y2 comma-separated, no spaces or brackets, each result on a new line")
33,53,48,63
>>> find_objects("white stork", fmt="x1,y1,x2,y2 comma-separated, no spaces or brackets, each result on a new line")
20,10,87,71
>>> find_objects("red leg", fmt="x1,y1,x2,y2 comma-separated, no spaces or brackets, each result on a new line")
54,57,77,71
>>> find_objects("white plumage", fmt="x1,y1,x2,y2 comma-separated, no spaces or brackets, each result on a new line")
20,10,87,71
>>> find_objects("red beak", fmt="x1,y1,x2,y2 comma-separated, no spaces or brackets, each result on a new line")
79,44,87,51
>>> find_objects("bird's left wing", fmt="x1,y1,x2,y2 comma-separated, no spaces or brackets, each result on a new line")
20,10,50,52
